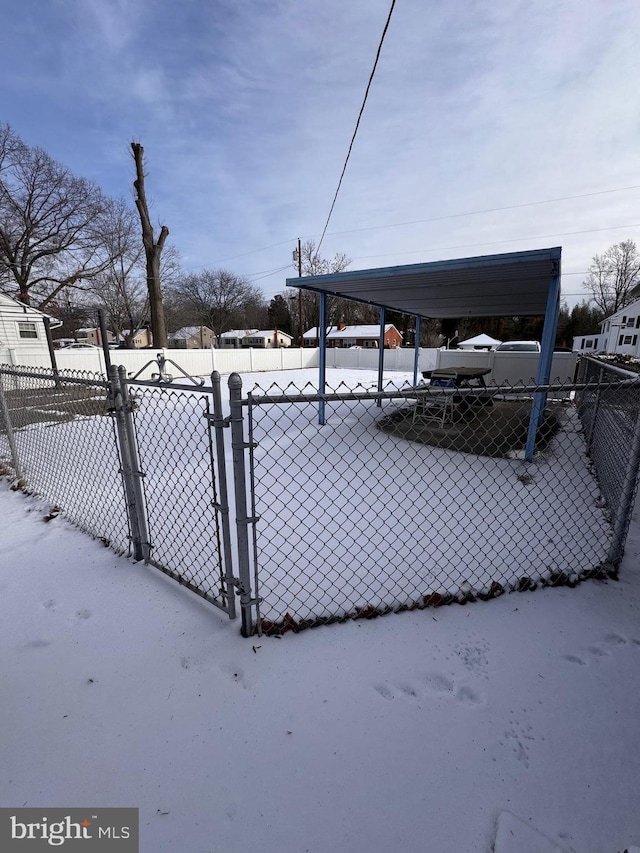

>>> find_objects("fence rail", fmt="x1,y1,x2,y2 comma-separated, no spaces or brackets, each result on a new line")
1,358,639,637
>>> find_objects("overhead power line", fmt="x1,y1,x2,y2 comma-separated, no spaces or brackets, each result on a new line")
350,222,640,262
325,184,640,238
316,0,397,254
196,182,640,271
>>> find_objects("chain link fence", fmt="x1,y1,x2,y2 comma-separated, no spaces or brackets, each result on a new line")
575,356,640,563
2,359,639,638
0,364,130,551
240,369,640,634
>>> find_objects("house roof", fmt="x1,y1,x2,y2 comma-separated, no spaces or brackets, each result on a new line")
326,324,397,339
220,329,259,339
287,248,561,319
303,326,334,339
168,326,212,340
246,330,293,339
600,298,640,325
0,293,62,327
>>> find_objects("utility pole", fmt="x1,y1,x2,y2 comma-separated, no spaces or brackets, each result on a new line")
297,237,303,348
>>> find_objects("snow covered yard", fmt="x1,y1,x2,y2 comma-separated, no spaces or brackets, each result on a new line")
1,476,640,852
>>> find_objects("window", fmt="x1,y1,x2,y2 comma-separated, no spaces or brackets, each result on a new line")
627,318,635,327
585,340,593,348
17,321,38,339
624,336,633,345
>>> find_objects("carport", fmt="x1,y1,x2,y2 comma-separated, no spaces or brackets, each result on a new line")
286,246,562,462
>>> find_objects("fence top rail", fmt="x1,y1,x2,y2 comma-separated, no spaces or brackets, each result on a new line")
581,355,640,380
244,377,640,407
0,365,109,388
122,377,213,394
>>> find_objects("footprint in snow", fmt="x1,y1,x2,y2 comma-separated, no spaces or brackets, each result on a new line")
374,674,483,706
564,633,639,666
24,639,51,649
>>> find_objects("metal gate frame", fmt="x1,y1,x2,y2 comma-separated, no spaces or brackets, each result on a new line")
115,367,238,619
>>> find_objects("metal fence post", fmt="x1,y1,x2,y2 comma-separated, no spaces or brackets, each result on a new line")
0,372,23,481
109,365,145,561
228,372,254,637
607,383,640,566
585,365,604,451
211,370,237,620
118,366,151,562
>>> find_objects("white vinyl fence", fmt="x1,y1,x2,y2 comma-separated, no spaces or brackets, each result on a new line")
2,344,575,384
1,346,439,378
435,349,579,386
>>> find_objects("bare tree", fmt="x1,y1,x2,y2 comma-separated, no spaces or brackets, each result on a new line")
584,240,640,316
174,269,266,335
0,124,114,309
131,142,168,347
290,239,352,333
296,238,351,277
87,199,148,347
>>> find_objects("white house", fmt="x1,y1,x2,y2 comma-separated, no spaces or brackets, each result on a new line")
241,330,293,349
0,293,62,363
573,298,640,358
219,330,259,349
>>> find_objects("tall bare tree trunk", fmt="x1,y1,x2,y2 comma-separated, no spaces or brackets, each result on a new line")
131,142,168,348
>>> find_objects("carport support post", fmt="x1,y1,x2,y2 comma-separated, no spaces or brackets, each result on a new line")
524,257,561,462
318,292,327,425
228,372,254,637
413,316,421,386
376,307,385,406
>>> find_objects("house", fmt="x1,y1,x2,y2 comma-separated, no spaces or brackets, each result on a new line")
241,330,293,349
573,298,640,357
325,323,403,349
0,293,62,361
120,328,154,349
167,326,215,349
302,326,334,348
457,334,502,351
72,327,116,346
219,330,259,349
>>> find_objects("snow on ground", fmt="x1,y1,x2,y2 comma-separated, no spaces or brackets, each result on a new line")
2,367,640,852
2,480,640,851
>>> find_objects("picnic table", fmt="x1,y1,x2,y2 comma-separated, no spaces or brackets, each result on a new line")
412,367,493,426
421,366,492,388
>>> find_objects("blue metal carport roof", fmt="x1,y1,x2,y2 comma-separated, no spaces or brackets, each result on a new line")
286,247,562,461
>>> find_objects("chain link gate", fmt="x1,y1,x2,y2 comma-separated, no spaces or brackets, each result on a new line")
120,368,237,618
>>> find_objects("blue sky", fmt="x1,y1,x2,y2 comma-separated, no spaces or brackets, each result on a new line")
3,0,640,307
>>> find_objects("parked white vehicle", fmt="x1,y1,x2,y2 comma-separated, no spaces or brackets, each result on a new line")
494,340,541,352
